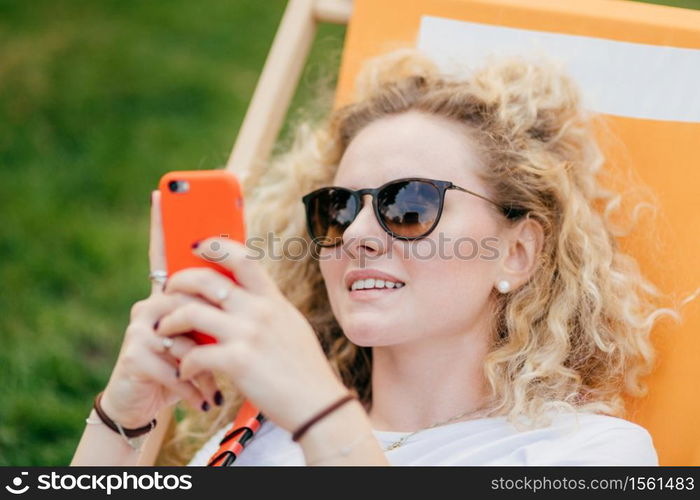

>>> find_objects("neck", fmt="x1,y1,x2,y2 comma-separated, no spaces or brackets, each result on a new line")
367,323,492,433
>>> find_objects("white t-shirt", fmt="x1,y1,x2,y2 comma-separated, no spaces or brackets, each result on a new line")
187,410,658,466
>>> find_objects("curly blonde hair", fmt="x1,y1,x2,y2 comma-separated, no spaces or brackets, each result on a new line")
155,48,695,465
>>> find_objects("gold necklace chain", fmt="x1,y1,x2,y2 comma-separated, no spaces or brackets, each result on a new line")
382,406,490,452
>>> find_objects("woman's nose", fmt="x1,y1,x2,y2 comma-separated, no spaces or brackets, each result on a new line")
342,194,390,257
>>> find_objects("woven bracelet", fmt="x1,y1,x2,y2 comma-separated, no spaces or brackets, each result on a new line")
291,393,356,442
93,391,157,438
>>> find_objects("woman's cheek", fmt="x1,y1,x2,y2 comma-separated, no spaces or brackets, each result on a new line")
318,249,343,288
411,232,494,305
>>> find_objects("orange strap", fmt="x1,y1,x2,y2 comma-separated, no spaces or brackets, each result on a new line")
207,400,263,466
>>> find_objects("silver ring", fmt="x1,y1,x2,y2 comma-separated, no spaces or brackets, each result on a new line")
149,270,168,285
161,337,174,353
215,287,230,303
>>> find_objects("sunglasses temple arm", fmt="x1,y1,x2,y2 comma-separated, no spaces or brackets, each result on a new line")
451,185,505,211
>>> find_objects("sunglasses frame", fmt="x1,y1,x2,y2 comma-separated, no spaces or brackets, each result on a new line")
301,177,514,247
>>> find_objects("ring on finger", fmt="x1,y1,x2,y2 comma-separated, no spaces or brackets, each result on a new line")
215,287,231,304
149,270,168,286
161,336,174,354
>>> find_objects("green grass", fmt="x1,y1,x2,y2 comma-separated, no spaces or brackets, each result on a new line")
0,0,696,465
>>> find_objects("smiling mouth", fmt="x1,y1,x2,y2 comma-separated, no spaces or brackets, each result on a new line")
348,280,406,292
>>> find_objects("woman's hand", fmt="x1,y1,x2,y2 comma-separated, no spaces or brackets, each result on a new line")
99,191,222,429
154,236,349,434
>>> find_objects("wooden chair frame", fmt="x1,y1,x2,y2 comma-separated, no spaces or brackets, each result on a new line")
226,0,352,186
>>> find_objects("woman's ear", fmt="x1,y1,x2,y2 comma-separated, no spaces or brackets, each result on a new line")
497,215,544,291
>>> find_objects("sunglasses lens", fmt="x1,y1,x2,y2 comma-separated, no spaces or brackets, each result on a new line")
306,188,358,247
378,180,441,238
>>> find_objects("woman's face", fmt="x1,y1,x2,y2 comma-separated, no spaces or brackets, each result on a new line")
318,110,508,348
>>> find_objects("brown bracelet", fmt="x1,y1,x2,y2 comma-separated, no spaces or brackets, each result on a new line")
93,391,157,438
291,393,356,442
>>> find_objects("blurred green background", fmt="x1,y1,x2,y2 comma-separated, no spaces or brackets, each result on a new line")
0,0,698,465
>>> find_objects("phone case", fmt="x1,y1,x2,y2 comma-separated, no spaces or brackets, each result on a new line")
158,170,246,344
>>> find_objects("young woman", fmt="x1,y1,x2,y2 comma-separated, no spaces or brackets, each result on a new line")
71,48,686,466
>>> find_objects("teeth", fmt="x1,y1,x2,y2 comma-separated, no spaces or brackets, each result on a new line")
350,278,405,291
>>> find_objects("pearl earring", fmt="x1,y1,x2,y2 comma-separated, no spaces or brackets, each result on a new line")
496,280,511,294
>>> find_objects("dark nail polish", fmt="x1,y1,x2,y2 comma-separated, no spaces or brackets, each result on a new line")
214,390,223,406
201,401,210,412
191,240,200,249
153,319,160,330
175,368,180,378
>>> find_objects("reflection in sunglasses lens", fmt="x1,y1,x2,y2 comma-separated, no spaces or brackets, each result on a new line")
313,188,357,246
379,181,440,238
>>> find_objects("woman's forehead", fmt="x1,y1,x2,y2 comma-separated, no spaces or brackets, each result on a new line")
334,111,485,189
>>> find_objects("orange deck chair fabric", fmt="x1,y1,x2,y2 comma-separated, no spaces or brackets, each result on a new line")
332,0,700,465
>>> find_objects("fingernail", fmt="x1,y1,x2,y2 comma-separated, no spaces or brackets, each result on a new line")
214,390,223,406
201,401,210,412
153,319,160,330
191,240,200,249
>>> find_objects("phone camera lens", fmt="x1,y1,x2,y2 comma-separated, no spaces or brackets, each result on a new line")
168,180,189,193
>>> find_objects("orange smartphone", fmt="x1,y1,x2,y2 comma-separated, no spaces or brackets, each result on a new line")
158,170,246,344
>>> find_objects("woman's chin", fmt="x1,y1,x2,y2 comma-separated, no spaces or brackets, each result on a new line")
341,323,401,347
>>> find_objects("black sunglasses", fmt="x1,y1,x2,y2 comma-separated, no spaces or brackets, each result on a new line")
301,177,525,248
